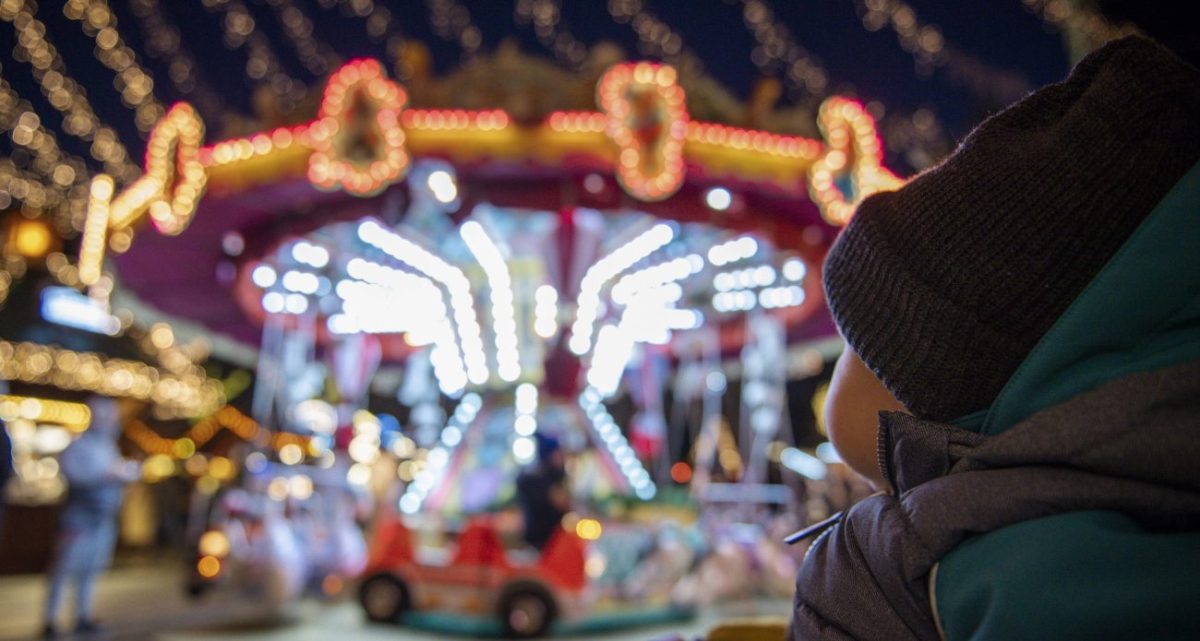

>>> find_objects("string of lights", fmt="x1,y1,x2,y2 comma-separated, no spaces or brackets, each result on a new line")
607,0,691,66
0,158,62,213
0,0,140,182
0,339,225,419
199,0,306,114
315,0,408,80
127,0,227,122
737,0,829,99
0,74,90,227
258,0,341,78
0,75,89,190
853,0,1032,108
514,0,589,69
425,0,483,59
1022,0,1135,61
63,0,166,135
735,0,954,169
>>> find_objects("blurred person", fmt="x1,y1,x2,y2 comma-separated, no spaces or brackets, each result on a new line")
515,432,569,550
790,32,1200,641
43,396,138,638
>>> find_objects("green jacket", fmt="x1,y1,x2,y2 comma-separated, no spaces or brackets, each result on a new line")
934,161,1200,639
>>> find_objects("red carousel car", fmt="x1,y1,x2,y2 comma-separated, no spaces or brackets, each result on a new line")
357,516,587,638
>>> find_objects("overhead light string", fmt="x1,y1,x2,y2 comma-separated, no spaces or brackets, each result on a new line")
514,0,589,70
256,0,342,78
127,0,228,124
425,0,483,60
0,0,140,183
63,0,167,135
199,0,307,114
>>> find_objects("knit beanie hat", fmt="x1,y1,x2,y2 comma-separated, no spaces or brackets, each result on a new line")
822,36,1200,422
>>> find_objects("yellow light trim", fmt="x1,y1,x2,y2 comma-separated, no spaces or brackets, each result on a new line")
0,340,223,419
596,62,689,202
97,60,901,262
79,175,114,286
105,103,207,234
123,405,311,460
807,98,905,225
307,59,409,197
0,395,91,432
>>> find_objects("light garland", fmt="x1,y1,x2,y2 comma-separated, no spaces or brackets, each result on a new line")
855,0,1032,109
128,0,226,119
597,62,689,202
357,220,487,386
515,0,588,68
807,98,903,225
63,0,166,134
579,388,655,500
425,0,483,58
264,0,340,77
0,395,91,432
1023,0,1135,61
569,222,675,356
78,175,114,285
317,0,406,79
737,0,829,98
0,0,139,182
124,405,311,458
0,340,224,419
0,76,91,222
307,59,409,197
398,393,481,514
199,0,306,112
459,220,521,383
607,0,687,63
102,102,207,236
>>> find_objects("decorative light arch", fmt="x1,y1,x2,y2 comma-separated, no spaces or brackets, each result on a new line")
596,62,689,202
306,59,410,197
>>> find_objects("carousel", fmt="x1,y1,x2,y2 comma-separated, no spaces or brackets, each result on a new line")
65,43,900,635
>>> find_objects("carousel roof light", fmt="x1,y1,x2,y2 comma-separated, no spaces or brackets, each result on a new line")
570,222,675,356
704,187,733,211
460,220,521,383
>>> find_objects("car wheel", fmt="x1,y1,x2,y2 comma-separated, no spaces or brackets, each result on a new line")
498,582,557,638
358,574,410,623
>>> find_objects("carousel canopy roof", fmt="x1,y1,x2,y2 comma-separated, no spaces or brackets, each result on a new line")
0,0,1073,235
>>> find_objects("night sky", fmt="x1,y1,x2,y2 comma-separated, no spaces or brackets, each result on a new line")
1,1,1071,175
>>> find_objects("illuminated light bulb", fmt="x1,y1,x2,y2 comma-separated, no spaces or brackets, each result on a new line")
427,170,458,204
512,436,536,464
441,426,462,447
285,294,309,314
279,443,304,465
514,415,537,436
262,292,285,314
251,265,277,288
755,266,777,287
783,258,807,282
347,463,371,486
704,187,732,211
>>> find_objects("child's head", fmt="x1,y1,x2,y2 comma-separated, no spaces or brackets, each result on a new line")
819,37,1200,483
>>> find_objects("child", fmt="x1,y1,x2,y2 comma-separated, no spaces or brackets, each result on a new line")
792,35,1200,641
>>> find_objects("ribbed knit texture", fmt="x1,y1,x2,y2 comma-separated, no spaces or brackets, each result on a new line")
823,36,1200,422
